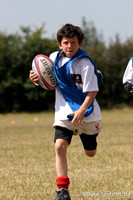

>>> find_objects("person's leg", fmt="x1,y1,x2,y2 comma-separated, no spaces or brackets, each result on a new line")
55,138,68,177
85,149,97,157
80,133,98,157
54,126,73,200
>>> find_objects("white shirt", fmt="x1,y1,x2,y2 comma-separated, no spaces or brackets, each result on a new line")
123,58,133,84
50,51,102,122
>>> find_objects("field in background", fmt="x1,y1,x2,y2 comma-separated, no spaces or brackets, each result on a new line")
0,109,132,200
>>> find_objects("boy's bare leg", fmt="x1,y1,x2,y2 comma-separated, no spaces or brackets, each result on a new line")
55,139,68,177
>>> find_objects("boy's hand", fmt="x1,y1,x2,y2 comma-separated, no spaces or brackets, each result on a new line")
69,91,98,126
29,70,39,86
70,110,84,127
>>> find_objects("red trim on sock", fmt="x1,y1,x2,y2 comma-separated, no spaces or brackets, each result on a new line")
56,176,70,190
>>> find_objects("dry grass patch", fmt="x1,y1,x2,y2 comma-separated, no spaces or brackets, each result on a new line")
0,110,132,200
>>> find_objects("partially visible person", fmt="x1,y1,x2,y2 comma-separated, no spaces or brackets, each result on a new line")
123,57,133,93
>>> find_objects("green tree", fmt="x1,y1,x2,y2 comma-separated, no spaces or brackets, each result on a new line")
98,35,133,108
19,25,58,112
0,25,58,112
0,19,133,112
0,32,23,112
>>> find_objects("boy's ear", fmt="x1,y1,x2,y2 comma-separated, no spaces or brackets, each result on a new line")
57,42,62,49
79,41,83,47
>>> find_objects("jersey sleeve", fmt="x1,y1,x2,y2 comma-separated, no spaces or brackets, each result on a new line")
80,58,99,93
123,58,133,84
49,51,58,63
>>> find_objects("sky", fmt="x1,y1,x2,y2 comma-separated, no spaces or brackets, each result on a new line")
0,0,133,45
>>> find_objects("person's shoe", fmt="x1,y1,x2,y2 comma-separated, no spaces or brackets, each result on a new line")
54,189,71,200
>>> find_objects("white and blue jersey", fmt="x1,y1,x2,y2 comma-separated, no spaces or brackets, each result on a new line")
49,51,102,123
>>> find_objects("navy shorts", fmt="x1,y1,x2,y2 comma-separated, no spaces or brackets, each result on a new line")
54,126,98,150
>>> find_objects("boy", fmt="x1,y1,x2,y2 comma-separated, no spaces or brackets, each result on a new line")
123,57,133,93
29,24,102,200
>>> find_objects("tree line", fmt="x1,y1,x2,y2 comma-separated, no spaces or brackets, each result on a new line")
0,18,133,113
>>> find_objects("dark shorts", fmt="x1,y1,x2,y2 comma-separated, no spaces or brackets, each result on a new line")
54,126,98,150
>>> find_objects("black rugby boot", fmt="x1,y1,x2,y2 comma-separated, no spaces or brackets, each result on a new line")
54,189,71,200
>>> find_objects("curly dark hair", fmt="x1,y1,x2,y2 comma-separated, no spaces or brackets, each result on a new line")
57,24,85,44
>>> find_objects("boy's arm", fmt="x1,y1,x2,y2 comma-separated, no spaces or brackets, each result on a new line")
70,91,97,127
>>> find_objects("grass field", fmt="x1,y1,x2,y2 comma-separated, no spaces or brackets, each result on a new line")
0,109,132,200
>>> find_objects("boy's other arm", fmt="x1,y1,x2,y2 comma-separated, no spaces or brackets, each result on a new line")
70,91,97,127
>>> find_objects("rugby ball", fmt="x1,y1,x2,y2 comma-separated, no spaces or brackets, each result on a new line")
32,54,57,90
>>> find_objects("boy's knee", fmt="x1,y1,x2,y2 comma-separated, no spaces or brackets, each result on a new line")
55,139,68,155
85,150,97,157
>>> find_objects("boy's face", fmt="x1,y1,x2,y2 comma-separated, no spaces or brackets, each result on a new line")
58,36,82,58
